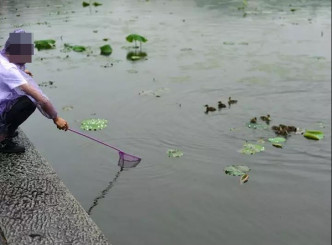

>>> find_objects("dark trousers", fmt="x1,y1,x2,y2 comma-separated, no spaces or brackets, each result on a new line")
4,95,36,136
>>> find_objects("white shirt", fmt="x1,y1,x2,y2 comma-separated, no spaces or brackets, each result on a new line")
0,54,27,103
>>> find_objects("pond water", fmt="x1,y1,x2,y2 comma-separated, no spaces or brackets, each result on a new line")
1,0,331,244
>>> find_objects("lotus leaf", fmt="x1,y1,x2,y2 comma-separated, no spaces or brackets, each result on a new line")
93,2,102,6
126,34,148,43
82,1,90,7
246,122,268,129
272,143,283,148
81,119,108,131
224,165,250,176
268,137,286,143
167,149,183,158
64,44,86,52
34,40,56,51
241,143,264,155
304,130,324,140
100,44,112,56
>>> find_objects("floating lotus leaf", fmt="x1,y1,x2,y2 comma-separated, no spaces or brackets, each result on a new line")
126,34,148,43
268,137,286,143
241,143,264,155
100,44,112,56
93,2,102,6
64,43,86,52
304,130,324,140
272,143,283,148
167,149,183,158
224,165,250,176
34,40,56,51
246,122,268,129
81,118,108,131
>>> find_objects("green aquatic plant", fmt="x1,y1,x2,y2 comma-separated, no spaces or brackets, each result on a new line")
303,130,324,140
126,34,148,50
268,137,286,144
167,149,183,158
93,2,102,6
100,44,112,56
64,43,86,52
224,165,250,176
81,119,108,131
82,1,90,7
34,39,56,51
241,142,265,155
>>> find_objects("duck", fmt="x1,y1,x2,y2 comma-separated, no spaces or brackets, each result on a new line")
218,101,227,109
271,125,280,131
250,117,257,124
228,97,238,105
260,114,271,123
204,105,216,113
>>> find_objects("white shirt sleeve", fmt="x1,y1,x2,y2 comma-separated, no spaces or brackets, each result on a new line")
2,66,27,90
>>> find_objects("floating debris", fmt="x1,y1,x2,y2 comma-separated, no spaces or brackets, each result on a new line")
38,81,56,88
62,105,74,111
240,174,249,184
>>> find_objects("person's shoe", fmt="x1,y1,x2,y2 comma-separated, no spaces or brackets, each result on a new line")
0,139,25,153
7,131,19,139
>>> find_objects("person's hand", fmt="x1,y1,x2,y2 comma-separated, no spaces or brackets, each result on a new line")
53,117,69,131
24,69,33,77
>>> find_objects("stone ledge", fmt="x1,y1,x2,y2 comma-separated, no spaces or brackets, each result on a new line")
0,129,111,245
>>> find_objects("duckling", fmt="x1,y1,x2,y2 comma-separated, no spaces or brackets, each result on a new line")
260,114,271,123
204,105,216,113
228,97,238,105
218,101,226,109
276,128,289,137
250,117,257,124
271,125,280,132
286,126,297,132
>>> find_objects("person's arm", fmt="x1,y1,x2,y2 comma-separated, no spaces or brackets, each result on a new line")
19,83,68,131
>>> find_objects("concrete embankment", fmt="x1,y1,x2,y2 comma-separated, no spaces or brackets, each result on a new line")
0,129,111,245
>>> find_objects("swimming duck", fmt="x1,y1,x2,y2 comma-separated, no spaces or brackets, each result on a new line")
250,117,257,124
205,105,216,113
228,97,238,105
260,114,271,123
271,125,280,131
218,101,226,109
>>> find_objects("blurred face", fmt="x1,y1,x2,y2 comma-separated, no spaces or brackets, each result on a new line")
8,54,32,64
6,32,34,64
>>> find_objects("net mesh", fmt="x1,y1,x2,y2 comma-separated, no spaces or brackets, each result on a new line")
118,151,141,168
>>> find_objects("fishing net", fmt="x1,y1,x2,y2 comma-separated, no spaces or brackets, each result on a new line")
118,151,141,168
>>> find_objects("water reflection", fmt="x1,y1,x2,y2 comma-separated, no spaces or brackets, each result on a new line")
126,51,148,61
87,167,123,215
